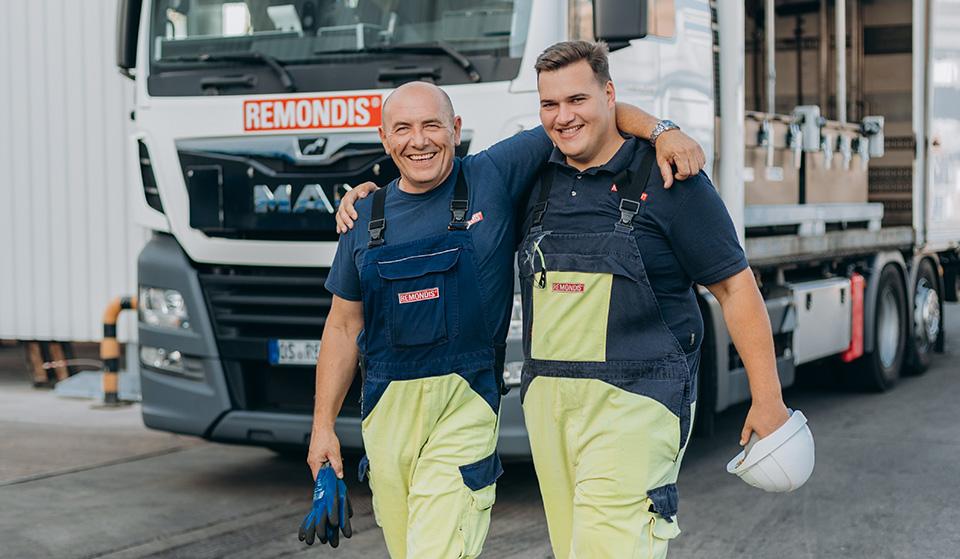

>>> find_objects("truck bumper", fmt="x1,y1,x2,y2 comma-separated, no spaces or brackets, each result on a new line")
203,387,531,459
205,390,531,458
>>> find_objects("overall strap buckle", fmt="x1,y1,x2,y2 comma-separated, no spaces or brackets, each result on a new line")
529,201,549,232
617,199,640,231
449,165,470,230
612,148,657,232
449,199,469,230
527,166,555,235
367,218,386,247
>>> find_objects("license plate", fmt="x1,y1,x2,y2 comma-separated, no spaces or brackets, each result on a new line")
268,339,321,365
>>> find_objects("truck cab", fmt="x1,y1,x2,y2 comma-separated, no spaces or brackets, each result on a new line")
118,0,553,456
118,0,960,452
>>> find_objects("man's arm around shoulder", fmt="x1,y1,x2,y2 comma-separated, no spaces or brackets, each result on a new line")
614,103,706,188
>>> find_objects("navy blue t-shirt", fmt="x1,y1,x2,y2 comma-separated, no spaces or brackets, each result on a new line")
525,136,748,353
326,127,554,345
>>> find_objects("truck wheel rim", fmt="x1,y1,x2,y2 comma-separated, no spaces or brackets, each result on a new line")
878,288,900,369
914,279,940,346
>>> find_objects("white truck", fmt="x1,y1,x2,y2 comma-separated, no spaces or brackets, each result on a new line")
116,0,960,453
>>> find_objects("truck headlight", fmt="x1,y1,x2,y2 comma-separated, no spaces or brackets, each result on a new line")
140,345,185,374
140,345,204,379
139,286,192,331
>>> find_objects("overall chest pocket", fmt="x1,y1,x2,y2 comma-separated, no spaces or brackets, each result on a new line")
519,233,642,362
377,247,461,349
530,270,613,362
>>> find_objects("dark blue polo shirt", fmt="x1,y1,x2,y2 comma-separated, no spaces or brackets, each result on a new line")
326,126,554,346
524,136,748,353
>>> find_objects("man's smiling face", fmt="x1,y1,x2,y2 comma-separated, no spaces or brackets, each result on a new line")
537,60,620,171
379,82,462,193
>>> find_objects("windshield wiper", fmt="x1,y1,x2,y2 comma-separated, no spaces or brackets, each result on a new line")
368,42,481,83
159,52,296,92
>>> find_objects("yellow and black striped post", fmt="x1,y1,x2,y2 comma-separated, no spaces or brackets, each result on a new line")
100,296,138,405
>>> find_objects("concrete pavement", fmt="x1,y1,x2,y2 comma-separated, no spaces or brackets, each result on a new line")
2,302,960,558
0,343,549,559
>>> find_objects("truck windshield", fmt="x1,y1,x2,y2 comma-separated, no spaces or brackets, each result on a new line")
149,0,533,94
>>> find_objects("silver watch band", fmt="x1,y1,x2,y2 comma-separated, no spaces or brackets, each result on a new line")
650,119,680,146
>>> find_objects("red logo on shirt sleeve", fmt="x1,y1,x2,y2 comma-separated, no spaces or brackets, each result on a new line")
466,211,484,228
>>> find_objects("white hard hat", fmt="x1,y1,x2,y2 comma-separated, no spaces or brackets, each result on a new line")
726,409,815,492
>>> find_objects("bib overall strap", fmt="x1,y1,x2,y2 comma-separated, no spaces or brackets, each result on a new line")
367,187,388,248
528,165,555,235
613,149,657,233
614,148,658,233
448,167,469,230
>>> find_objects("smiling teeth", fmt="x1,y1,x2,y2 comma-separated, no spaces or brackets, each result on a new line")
559,125,583,135
409,153,435,161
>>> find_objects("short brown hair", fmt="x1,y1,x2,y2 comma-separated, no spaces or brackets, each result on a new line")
534,41,611,86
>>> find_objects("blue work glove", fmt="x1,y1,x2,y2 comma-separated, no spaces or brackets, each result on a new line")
299,463,353,548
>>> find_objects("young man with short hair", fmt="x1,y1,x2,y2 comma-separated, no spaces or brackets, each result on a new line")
517,40,791,559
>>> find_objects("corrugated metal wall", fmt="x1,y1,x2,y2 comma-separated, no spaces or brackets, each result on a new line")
0,0,145,342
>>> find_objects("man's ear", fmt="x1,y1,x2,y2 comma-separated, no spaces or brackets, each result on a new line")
453,115,463,146
605,80,616,109
378,126,390,154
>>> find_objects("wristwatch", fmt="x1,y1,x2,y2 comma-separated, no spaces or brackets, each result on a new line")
650,119,680,146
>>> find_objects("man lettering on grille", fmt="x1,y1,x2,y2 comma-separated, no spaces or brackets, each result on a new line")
308,79,705,558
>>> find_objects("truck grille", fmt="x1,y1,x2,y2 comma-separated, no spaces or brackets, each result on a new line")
197,264,361,414
198,264,331,343
176,134,468,241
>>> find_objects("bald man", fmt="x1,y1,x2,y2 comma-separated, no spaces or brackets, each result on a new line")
307,81,703,558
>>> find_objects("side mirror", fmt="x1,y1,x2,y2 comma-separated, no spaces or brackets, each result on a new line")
593,0,648,46
116,0,143,77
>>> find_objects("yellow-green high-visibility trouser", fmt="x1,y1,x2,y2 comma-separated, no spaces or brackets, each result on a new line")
361,373,501,559
523,376,694,559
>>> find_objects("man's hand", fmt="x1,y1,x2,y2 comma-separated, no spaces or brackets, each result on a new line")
308,425,344,480
740,397,791,447
612,103,705,188
654,129,706,188
299,463,354,548
336,181,380,233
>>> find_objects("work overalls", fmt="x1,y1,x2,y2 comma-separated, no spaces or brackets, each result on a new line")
357,167,504,559
518,150,696,559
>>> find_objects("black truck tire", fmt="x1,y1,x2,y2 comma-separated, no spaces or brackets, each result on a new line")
850,264,907,392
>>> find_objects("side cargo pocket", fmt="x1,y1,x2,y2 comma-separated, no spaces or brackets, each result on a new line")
645,484,681,553
457,451,503,559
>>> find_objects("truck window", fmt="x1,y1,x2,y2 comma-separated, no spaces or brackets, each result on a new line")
148,0,535,95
